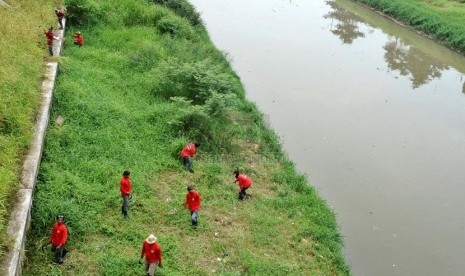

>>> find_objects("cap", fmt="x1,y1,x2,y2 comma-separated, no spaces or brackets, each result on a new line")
146,234,157,244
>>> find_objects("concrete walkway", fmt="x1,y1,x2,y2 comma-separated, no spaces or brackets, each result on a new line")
0,1,11,8
2,18,66,276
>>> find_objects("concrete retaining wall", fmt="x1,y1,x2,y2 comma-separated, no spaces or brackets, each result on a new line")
2,20,65,276
0,1,11,8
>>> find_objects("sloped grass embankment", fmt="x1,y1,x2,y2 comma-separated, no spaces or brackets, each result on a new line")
0,0,56,259
24,0,350,274
352,0,465,52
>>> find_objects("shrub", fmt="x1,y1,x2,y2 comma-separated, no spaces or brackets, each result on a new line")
66,0,101,27
204,91,237,118
168,97,235,151
152,58,236,104
127,42,162,72
168,97,213,143
156,15,194,38
149,0,202,26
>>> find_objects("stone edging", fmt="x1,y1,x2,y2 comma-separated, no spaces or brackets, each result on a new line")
2,20,65,276
0,1,11,8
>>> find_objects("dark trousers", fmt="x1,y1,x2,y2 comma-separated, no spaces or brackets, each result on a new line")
51,244,68,264
183,157,193,172
58,18,63,29
190,211,199,226
238,187,249,200
48,45,53,56
122,195,130,218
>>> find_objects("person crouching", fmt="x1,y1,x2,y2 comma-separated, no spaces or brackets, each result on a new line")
49,215,68,264
72,31,84,47
233,170,252,200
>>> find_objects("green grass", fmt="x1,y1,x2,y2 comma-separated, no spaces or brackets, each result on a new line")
22,0,350,275
352,0,465,52
0,0,57,258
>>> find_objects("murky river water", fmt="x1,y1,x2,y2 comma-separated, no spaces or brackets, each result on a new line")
189,0,465,275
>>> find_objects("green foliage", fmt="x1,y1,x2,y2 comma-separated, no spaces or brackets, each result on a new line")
272,162,312,194
149,0,202,26
66,0,101,27
168,97,235,150
204,91,237,118
353,0,465,52
152,58,237,104
20,0,349,275
156,14,194,38
0,0,56,258
127,41,162,72
169,97,213,143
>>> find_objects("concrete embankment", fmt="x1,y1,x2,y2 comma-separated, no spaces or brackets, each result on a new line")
2,21,65,276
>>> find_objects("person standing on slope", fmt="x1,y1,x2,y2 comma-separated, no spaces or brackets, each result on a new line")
120,170,131,219
183,185,201,228
54,8,65,30
43,27,55,56
140,234,163,276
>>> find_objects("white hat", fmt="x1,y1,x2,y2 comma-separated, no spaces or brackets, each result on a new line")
146,234,157,244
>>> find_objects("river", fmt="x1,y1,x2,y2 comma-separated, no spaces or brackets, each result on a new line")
189,0,465,275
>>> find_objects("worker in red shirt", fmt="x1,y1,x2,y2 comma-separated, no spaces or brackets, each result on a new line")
43,27,55,56
140,234,162,276
120,170,131,219
180,142,200,173
49,215,68,264
183,185,201,228
72,31,84,47
54,8,65,29
234,170,252,200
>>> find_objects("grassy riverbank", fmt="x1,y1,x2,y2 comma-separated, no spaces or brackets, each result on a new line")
352,0,465,52
0,0,55,258
23,0,349,274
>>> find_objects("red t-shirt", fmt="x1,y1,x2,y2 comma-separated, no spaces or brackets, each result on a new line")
236,174,252,189
44,30,54,45
120,176,131,196
74,34,83,46
50,223,68,247
185,190,201,211
142,241,162,264
55,10,64,19
181,144,196,158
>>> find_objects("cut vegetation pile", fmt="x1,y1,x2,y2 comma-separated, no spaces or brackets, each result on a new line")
353,0,465,52
23,0,349,274
0,0,55,259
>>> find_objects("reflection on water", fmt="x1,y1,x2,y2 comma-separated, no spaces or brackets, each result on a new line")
191,0,465,274
325,0,450,89
384,38,449,88
324,1,367,44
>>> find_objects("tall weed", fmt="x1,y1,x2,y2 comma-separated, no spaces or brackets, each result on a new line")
152,58,237,104
149,0,202,26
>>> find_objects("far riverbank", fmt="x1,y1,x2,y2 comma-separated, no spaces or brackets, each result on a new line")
352,0,465,53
